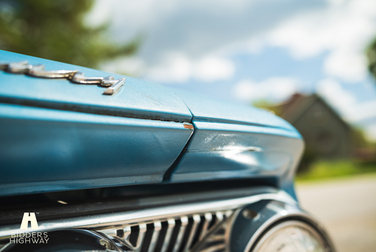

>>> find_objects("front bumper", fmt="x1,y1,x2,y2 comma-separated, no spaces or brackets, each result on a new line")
0,187,335,252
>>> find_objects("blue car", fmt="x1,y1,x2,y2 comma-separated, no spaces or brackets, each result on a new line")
0,50,335,252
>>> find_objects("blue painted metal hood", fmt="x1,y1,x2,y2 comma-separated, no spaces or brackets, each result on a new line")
171,89,296,130
0,51,194,196
169,90,304,197
0,50,192,122
0,51,304,197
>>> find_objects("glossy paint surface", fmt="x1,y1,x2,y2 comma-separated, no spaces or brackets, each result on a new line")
170,120,303,195
0,51,304,198
171,90,304,196
0,103,193,196
0,50,192,122
171,88,296,130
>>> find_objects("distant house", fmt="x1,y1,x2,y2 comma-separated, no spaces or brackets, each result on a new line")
273,94,352,159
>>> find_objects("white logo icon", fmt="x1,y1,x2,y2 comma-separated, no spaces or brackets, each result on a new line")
20,212,38,230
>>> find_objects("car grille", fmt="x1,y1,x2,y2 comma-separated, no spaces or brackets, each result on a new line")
0,190,296,252
98,210,233,252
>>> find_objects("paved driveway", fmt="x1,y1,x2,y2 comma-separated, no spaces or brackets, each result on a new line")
296,175,376,252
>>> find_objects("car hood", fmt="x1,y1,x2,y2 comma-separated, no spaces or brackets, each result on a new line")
0,51,303,197
0,50,192,122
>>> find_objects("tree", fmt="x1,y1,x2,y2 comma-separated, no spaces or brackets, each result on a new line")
252,99,284,117
367,38,376,81
0,0,139,68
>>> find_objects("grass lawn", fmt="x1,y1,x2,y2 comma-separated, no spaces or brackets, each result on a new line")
295,159,376,182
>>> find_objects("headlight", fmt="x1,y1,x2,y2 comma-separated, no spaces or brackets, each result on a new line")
253,220,327,252
230,200,335,252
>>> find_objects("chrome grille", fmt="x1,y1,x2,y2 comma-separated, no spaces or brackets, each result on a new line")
0,191,297,252
98,211,233,252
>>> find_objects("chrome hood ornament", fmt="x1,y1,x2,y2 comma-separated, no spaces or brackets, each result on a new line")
0,61,125,95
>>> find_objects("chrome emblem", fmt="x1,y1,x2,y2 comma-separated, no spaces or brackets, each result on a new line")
0,61,125,95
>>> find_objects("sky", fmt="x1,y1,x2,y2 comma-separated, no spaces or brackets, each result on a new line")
86,0,376,141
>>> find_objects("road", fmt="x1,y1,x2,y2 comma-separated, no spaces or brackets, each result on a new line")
296,174,376,252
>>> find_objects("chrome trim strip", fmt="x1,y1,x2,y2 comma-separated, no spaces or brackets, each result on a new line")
123,225,131,239
214,212,224,226
100,228,117,237
201,244,225,252
7,61,31,73
206,235,225,242
0,63,8,70
148,221,161,252
103,77,125,95
71,71,104,84
1,61,125,95
28,64,78,78
0,191,296,240
224,209,240,252
200,213,212,240
135,223,147,251
183,214,201,252
161,219,176,252
173,216,188,252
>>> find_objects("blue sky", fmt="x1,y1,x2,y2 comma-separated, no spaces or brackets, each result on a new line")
87,0,376,141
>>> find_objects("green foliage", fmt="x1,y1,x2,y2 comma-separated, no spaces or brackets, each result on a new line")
351,127,370,147
296,159,376,182
251,99,282,116
367,37,376,81
0,0,139,68
296,147,317,174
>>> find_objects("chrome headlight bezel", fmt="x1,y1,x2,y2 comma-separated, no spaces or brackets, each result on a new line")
252,220,329,252
230,200,335,252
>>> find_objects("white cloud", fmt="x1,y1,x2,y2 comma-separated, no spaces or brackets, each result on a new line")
88,0,328,82
86,0,180,43
146,53,192,84
88,0,376,104
316,78,376,123
233,77,300,102
100,56,146,76
84,0,112,27
316,78,356,112
268,0,376,82
194,57,235,82
145,53,235,83
86,0,376,140
347,99,376,123
323,50,366,83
